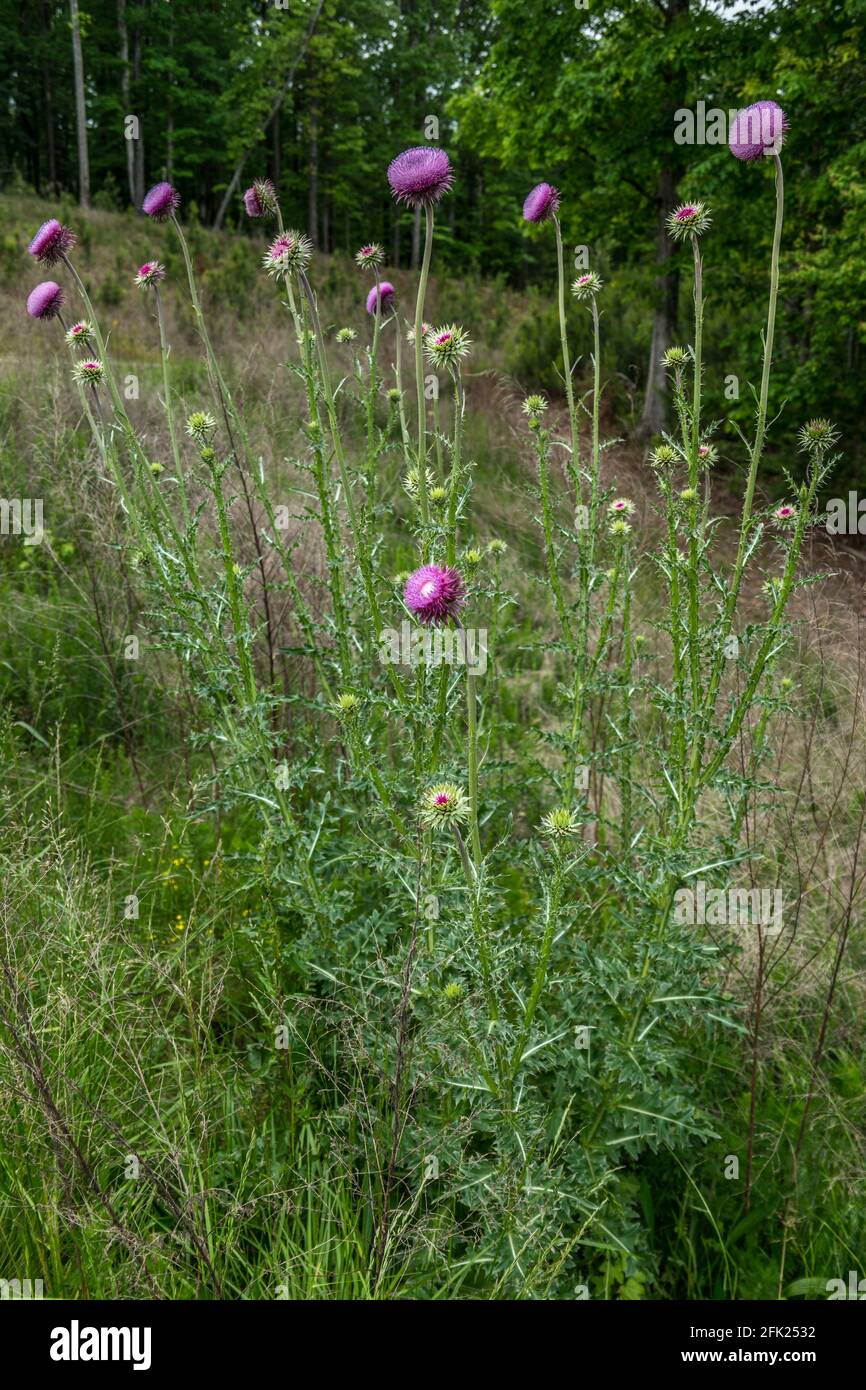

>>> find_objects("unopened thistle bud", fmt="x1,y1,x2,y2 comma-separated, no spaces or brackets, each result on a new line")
72,358,104,386
263,231,313,278
243,178,278,218
464,547,483,568
406,320,432,345
487,538,507,557
186,411,217,442
429,486,447,505
424,324,471,370
571,272,603,300
521,394,548,423
650,443,678,468
663,346,690,369
402,466,436,500
798,419,838,455
336,327,357,343
65,320,93,347
609,517,632,539
355,243,384,270
333,692,361,719
419,782,470,829
666,202,712,241
539,807,582,840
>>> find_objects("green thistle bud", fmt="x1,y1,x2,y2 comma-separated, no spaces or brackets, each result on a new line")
540,807,582,840
186,410,217,442
333,692,361,719
419,783,470,830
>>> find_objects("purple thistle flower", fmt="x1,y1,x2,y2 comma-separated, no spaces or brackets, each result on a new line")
523,183,560,223
366,281,395,315
142,181,181,220
26,280,65,319
243,178,278,218
387,147,453,209
29,219,75,265
729,101,788,162
404,564,465,625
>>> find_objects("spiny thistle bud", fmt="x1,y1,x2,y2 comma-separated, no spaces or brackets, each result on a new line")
386,387,402,404
663,345,690,369
522,394,548,423
332,691,361,719
366,281,395,314
697,443,718,466
200,446,216,465
29,219,75,265
388,147,453,209
429,486,447,505
443,981,464,1002
26,280,64,319
650,443,678,468
142,181,180,221
406,320,432,345
773,503,797,526
135,260,166,289
243,178,278,218
424,323,471,370
404,564,466,625
609,517,632,539
150,462,164,477
571,272,604,301
679,487,698,502
539,807,582,840
65,320,93,347
355,243,384,270
336,327,357,343
72,358,104,386
186,411,217,442
798,419,839,455
393,571,410,587
487,538,507,557
729,101,788,162
464,547,483,568
263,231,313,277
609,497,635,516
523,182,560,223
666,202,712,241
419,782,470,829
402,466,436,500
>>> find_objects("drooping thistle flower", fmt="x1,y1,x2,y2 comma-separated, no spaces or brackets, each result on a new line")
666,202,712,241
521,394,548,423
26,280,65,319
419,782,470,829
186,410,217,442
332,691,362,719
773,503,797,525
522,182,560,223
424,323,471,370
609,497,636,516
336,327,358,343
263,231,313,277
142,181,181,220
729,101,788,162
72,358,105,386
539,807,583,840
798,419,839,455
134,260,166,289
354,243,384,270
387,147,453,208
571,271,604,300
29,219,75,265
243,178,278,218
65,320,93,347
402,466,436,500
404,563,466,625
366,281,395,315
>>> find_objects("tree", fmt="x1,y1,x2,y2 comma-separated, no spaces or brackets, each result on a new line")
69,0,90,206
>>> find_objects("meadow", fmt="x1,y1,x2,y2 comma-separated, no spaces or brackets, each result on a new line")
1,108,864,1303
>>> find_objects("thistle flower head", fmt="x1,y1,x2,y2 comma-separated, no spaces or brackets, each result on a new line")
402,466,437,500
540,807,582,840
430,486,448,505
355,243,384,270
332,691,361,719
523,182,560,223
243,178,278,218
697,443,718,465
521,394,548,422
367,281,395,315
388,147,453,208
443,981,463,1001
72,358,104,385
729,101,788,162
387,387,402,403
774,503,797,525
487,538,507,557
29,219,75,265
65,320,93,347
142,181,180,220
263,231,313,277
424,323,471,369
666,201,712,241
336,327,358,343
663,345,690,369
134,260,166,289
419,782,470,829
650,443,678,468
186,410,217,442
406,320,432,345
150,462,164,476
609,496,635,516
679,487,698,502
609,517,632,539
464,547,483,568
571,272,604,300
404,563,465,625
798,418,839,454
26,280,64,319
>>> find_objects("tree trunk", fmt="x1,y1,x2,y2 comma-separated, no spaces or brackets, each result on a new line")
69,0,90,207
41,2,58,194
132,22,145,207
308,106,319,245
118,0,135,204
